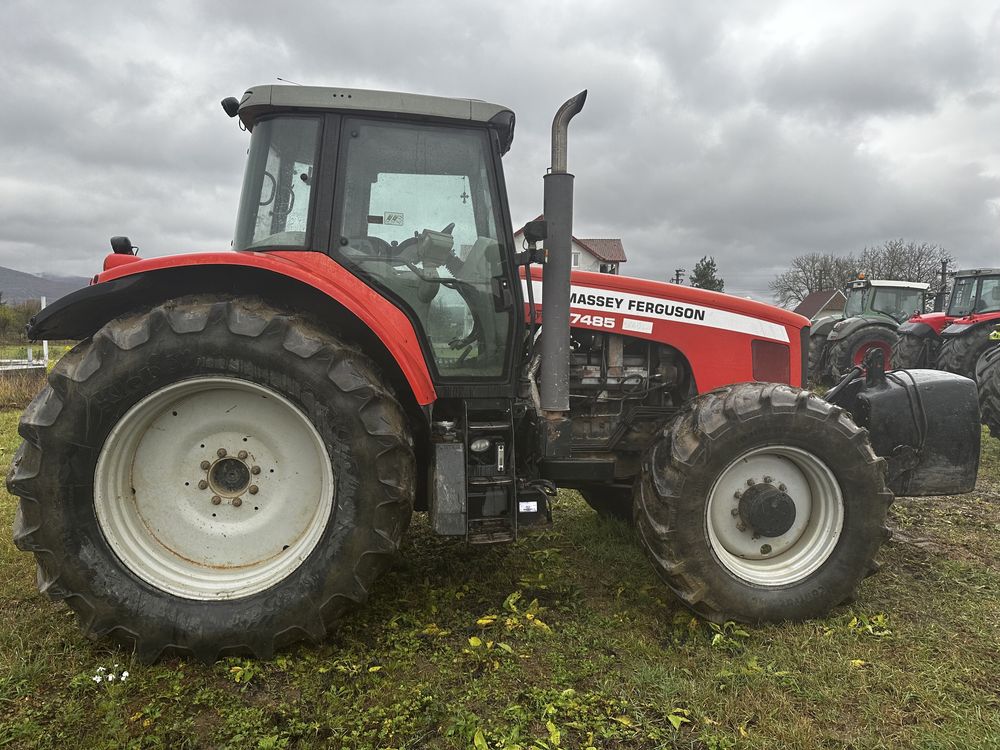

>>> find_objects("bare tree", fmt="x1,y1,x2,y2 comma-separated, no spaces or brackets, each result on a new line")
770,241,952,307
769,253,857,307
856,239,951,287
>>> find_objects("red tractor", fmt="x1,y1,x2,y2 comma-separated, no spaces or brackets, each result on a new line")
893,268,1000,376
8,86,981,662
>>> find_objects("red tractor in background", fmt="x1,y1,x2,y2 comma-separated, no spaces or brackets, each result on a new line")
8,85,981,662
893,268,1000,376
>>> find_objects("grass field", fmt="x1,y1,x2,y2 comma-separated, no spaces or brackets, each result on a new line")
1,406,998,749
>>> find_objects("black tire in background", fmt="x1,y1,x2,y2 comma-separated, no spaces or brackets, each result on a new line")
8,296,415,662
976,343,1000,439
807,335,828,385
826,326,898,382
937,326,995,380
634,382,892,623
891,331,936,369
577,484,634,522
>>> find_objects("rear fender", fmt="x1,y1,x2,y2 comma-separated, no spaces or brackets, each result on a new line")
896,321,940,339
29,251,437,406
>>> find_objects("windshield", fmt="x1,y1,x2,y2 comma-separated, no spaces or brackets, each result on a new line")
234,117,320,250
843,288,865,317
948,277,977,317
335,119,510,378
872,288,924,322
978,277,1000,314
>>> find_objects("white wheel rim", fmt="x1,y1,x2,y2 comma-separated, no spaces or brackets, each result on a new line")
95,376,334,600
706,445,844,586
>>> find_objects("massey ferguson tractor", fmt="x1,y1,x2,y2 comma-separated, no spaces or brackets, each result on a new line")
808,277,927,383
893,268,1000,375
8,85,982,663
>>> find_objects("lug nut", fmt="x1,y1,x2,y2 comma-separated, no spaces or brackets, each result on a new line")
198,480,208,490
763,475,773,484
211,495,222,505
736,521,747,532
746,478,756,486
248,485,259,495
778,483,787,492
251,466,261,475
238,450,248,460
232,497,243,507
200,460,211,470
733,489,742,499
731,507,740,517
217,448,227,458
760,544,772,555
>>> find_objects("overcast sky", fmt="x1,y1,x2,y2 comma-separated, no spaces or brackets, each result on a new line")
2,0,998,301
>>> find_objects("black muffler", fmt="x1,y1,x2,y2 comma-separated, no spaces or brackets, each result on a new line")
826,352,980,496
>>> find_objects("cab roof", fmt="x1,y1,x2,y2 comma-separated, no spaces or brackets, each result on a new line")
237,85,516,153
847,279,929,290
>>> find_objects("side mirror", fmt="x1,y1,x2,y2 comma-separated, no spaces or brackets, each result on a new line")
221,97,240,118
110,236,136,255
523,220,547,245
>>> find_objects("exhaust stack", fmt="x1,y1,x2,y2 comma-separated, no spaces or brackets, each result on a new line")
539,90,587,457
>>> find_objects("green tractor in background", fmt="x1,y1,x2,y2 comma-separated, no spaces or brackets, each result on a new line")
808,277,928,384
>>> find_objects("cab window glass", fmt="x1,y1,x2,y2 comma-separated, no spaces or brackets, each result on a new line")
336,119,510,379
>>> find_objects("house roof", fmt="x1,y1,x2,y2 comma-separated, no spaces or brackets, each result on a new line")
576,238,627,263
793,289,846,318
513,217,627,264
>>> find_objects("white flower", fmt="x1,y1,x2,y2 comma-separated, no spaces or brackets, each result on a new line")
106,674,114,682
91,675,102,683
121,671,129,681
96,667,106,673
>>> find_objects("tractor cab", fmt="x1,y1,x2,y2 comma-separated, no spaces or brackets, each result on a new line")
232,86,522,387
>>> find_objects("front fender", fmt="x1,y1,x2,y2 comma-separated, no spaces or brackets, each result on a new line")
809,314,841,338
825,317,895,343
896,321,940,339
30,251,437,406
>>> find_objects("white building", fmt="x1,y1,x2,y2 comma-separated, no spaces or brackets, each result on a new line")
513,219,627,274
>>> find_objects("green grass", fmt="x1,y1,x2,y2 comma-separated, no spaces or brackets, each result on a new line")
1,409,998,749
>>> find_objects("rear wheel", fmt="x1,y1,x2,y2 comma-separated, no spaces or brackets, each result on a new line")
976,344,1000,439
891,331,936,369
937,327,994,379
577,484,633,522
8,297,415,662
826,326,897,382
634,382,892,623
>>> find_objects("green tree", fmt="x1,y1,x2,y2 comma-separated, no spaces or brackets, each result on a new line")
689,256,724,291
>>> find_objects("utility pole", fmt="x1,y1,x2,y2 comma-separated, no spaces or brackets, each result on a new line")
673,268,685,285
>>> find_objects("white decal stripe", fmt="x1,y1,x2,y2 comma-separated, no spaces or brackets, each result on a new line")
523,279,789,343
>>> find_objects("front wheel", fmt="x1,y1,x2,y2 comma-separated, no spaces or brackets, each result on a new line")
826,326,897,382
891,331,936,369
937,327,994,379
634,382,892,623
8,297,415,662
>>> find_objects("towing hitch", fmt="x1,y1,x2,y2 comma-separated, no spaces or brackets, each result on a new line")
825,349,980,496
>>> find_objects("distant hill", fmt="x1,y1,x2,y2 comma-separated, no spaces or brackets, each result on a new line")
0,267,90,304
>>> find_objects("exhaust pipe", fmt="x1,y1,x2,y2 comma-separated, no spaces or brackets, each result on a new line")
539,90,587,456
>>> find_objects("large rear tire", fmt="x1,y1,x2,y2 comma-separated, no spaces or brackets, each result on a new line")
976,344,1000,439
891,331,936,369
826,326,897,382
937,327,995,379
8,297,415,662
634,382,892,623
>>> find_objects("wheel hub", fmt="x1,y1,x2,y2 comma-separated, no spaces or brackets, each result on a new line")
738,483,796,538
210,457,251,496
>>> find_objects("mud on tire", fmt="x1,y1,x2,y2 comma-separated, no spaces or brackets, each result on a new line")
7,296,415,662
634,382,892,623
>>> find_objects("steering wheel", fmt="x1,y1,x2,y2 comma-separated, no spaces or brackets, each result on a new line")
392,222,456,258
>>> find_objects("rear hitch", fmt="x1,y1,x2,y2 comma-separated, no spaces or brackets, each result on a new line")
825,349,980,496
